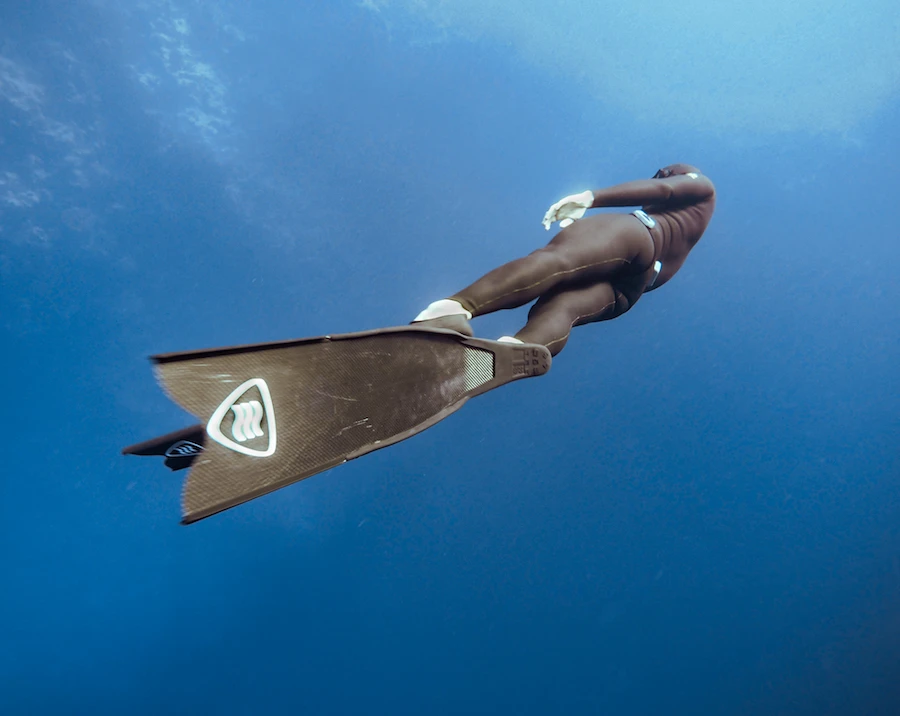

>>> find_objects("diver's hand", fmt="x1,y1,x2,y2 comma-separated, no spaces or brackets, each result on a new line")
542,190,594,230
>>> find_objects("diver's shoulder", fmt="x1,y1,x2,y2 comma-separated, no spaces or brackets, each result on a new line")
668,171,716,202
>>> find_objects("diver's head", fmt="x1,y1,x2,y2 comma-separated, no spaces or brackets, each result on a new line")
653,163,700,179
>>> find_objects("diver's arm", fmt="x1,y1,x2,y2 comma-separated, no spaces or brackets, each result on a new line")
591,175,714,208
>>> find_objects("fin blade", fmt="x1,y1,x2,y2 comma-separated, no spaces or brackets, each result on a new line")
122,425,206,471
147,326,550,523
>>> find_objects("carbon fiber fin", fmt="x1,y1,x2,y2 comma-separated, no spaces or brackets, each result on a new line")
127,325,551,523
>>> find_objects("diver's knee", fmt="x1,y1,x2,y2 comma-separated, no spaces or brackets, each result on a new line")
612,285,645,316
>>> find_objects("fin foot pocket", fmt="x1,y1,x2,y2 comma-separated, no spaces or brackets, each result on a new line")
518,345,552,378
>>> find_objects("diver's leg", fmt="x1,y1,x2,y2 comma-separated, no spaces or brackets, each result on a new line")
450,214,654,317
514,278,645,356
412,246,569,329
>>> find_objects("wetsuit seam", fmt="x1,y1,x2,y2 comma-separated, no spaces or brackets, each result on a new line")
471,256,632,313
544,297,617,351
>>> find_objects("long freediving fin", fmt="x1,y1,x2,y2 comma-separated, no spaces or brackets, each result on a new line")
125,325,551,524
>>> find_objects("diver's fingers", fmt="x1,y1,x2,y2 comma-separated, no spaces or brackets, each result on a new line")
542,204,561,230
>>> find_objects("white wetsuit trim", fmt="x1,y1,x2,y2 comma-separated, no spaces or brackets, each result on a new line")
632,209,656,229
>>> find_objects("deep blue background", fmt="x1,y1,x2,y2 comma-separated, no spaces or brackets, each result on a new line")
2,2,898,714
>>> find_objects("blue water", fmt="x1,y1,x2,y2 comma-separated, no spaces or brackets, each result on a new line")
2,2,898,714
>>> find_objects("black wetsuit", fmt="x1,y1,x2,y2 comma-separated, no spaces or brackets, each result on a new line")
450,164,716,355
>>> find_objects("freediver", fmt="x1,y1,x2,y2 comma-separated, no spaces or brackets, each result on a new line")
413,164,716,355
126,163,717,522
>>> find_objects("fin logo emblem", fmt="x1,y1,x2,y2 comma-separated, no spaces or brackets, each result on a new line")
231,401,265,442
207,378,277,457
164,440,204,458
